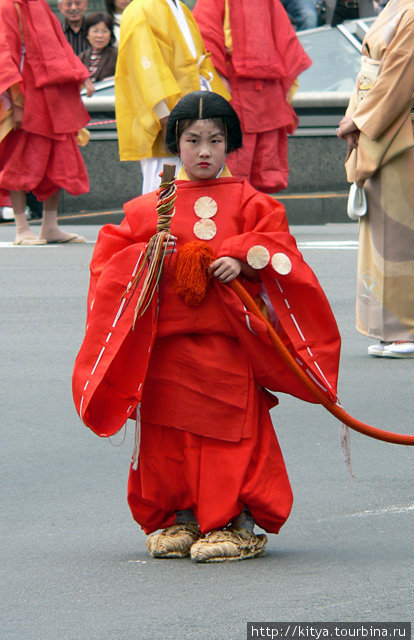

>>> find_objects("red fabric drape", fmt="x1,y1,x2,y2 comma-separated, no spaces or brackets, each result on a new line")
0,0,90,136
193,0,311,88
0,0,90,197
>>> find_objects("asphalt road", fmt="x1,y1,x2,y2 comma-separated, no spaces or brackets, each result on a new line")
1,222,412,640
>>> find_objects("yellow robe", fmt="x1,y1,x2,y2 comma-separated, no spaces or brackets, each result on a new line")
115,0,230,161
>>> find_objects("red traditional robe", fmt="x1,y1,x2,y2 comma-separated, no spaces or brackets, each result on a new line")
0,0,90,200
193,0,311,193
73,177,341,534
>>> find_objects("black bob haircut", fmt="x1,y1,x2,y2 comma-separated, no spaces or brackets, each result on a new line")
165,91,243,155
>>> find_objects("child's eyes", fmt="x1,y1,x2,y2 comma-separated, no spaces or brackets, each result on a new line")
184,137,224,144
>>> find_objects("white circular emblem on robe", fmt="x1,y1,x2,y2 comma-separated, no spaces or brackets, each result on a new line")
194,196,218,219
193,218,217,240
272,252,292,275
141,56,151,69
246,245,270,269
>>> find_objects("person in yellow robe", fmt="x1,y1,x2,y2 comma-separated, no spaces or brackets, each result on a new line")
115,0,230,193
337,0,414,358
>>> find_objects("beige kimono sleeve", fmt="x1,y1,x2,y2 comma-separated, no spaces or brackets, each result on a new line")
351,11,414,141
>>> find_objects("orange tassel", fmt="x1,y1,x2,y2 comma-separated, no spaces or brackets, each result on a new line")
175,241,216,306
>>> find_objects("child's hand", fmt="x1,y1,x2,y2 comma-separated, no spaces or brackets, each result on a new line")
209,257,241,283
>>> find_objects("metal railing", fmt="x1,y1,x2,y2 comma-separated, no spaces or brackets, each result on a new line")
82,90,352,112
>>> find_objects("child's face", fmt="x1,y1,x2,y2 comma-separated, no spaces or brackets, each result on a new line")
179,119,226,182
87,21,111,51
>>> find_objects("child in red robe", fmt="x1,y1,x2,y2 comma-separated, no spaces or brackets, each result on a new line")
73,91,341,562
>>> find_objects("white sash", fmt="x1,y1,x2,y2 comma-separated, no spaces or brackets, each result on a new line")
165,0,197,58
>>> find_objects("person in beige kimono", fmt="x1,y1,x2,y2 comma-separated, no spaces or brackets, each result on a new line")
337,0,414,359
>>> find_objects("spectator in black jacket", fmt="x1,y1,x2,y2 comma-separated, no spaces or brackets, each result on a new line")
58,0,89,56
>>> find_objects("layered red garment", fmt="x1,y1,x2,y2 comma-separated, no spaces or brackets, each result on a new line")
0,0,90,199
194,0,311,90
128,396,293,535
73,178,341,533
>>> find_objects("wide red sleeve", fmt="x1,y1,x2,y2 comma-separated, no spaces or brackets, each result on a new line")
216,192,341,403
23,0,90,88
193,0,228,78
268,0,312,93
0,1,23,96
72,214,161,437
87,219,137,319
72,242,158,437
0,0,91,136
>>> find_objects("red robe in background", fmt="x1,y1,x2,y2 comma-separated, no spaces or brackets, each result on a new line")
73,177,341,535
193,0,311,193
0,0,90,200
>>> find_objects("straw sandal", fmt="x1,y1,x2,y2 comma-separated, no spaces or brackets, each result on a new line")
146,522,202,558
190,527,267,563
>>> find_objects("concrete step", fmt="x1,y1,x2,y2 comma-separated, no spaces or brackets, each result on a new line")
278,191,350,224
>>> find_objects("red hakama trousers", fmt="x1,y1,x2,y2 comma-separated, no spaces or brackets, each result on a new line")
0,128,89,200
127,392,293,535
226,128,289,194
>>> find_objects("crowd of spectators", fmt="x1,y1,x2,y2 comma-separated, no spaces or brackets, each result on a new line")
0,0,392,223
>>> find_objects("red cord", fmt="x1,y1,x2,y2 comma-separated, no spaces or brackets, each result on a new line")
228,279,414,446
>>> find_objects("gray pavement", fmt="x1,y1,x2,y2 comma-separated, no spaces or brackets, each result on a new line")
1,222,413,640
